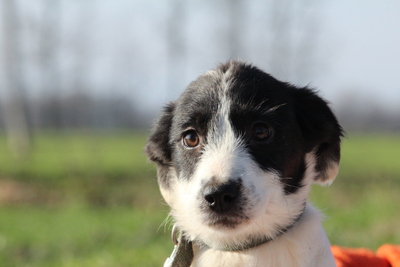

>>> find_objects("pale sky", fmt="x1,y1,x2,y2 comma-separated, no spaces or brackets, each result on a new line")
1,0,399,114
317,1,400,110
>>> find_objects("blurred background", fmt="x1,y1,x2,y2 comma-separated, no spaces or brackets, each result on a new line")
0,0,399,266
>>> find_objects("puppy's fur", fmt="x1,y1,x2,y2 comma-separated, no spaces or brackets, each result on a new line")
146,61,342,267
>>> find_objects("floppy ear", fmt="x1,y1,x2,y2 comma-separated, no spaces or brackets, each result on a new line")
145,102,175,189
293,88,343,185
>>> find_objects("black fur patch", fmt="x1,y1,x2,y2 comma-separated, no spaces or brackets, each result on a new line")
169,73,221,180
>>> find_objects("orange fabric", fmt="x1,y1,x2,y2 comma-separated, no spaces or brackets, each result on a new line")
377,245,400,267
332,245,400,267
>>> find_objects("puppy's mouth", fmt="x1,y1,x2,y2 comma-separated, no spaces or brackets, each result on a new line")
201,200,250,229
205,215,249,229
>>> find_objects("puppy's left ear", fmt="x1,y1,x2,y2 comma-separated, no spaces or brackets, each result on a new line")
145,102,175,189
293,87,343,185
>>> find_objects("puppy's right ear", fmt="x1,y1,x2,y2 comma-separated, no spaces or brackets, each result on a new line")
145,103,175,188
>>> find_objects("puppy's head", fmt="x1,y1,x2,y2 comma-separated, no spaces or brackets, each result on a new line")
146,61,342,250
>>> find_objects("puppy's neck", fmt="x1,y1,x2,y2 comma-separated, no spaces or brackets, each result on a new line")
191,203,336,267
193,204,306,252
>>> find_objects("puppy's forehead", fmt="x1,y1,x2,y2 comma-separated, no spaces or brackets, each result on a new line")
174,62,287,129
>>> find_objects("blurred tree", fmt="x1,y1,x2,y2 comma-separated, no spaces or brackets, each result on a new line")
36,92,144,129
1,0,32,158
38,0,63,128
269,1,294,77
268,1,322,84
292,2,321,84
227,0,243,58
167,0,186,95
70,2,94,95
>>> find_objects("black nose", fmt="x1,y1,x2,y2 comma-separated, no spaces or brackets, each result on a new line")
203,181,241,213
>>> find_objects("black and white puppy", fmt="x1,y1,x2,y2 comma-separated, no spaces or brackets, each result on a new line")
146,61,342,267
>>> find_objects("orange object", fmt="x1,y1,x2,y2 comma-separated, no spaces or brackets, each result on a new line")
331,245,400,267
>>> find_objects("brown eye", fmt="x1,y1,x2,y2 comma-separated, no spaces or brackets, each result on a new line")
251,123,272,141
182,130,200,148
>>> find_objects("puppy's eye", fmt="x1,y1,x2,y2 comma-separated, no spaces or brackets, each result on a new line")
251,123,272,141
182,130,200,148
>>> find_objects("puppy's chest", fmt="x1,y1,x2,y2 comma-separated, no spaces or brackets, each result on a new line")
191,243,309,267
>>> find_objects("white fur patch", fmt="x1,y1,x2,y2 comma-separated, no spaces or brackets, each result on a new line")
321,162,340,186
307,151,339,186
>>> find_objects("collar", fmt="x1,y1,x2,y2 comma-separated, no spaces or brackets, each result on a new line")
164,209,305,267
163,225,193,267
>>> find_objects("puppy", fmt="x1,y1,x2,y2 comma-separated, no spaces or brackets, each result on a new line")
146,61,342,267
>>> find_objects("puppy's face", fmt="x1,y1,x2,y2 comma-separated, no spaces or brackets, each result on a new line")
146,62,342,250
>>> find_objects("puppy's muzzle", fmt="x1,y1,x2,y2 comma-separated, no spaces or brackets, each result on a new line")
202,180,242,214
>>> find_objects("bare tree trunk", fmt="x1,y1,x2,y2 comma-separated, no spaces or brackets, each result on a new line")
292,3,321,84
1,0,31,159
38,0,62,128
227,0,243,59
269,1,294,78
268,1,321,84
167,0,186,96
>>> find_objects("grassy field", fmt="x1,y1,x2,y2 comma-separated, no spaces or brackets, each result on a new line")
0,131,399,266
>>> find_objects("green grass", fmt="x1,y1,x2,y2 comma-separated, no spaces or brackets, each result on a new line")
339,133,400,178
0,130,152,181
0,131,399,266
0,131,159,206
0,204,171,267
311,133,400,250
